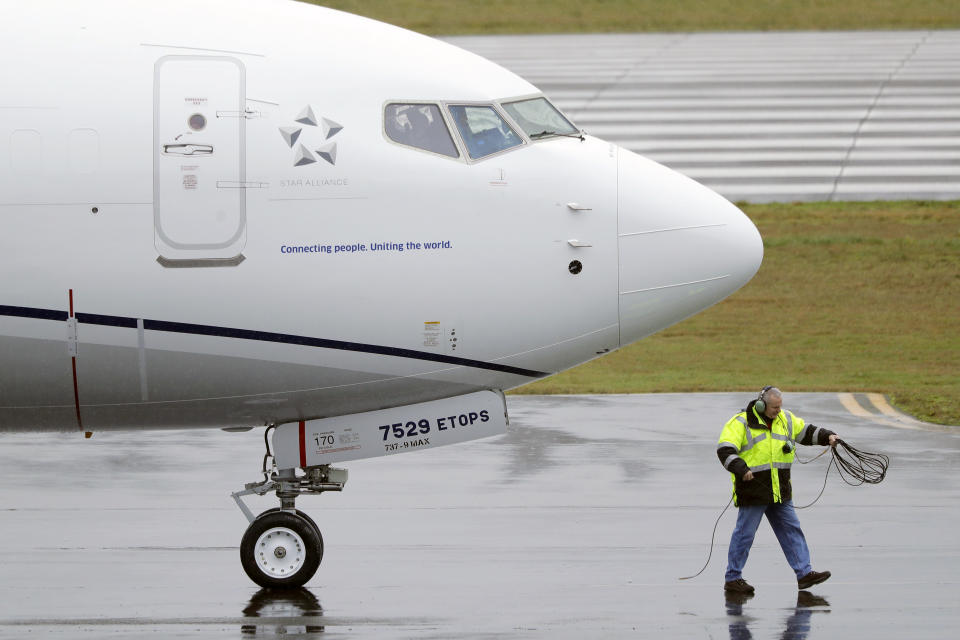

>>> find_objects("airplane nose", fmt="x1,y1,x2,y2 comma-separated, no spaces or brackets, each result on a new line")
617,147,763,346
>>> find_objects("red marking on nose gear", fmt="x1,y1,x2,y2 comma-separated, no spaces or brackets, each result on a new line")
299,420,307,468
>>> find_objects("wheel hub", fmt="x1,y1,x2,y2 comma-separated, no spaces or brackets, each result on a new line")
255,527,305,577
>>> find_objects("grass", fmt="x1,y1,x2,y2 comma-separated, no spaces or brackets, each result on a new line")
513,201,960,426
306,0,960,34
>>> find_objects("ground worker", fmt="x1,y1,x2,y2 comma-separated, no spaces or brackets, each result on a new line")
717,386,838,593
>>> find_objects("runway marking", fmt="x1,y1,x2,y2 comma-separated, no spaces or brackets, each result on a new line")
837,392,956,432
837,392,872,417
866,393,900,417
448,32,960,203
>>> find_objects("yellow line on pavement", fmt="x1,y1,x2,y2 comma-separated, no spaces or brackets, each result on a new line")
867,393,900,417
837,391,954,432
838,393,873,417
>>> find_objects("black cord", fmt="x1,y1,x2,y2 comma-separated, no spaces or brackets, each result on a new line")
679,495,734,580
793,446,829,465
831,439,889,485
262,424,276,482
794,454,832,509
798,439,889,507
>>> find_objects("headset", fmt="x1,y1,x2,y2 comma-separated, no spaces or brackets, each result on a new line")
755,385,774,414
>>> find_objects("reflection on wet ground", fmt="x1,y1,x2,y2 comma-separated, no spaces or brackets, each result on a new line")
241,588,324,636
726,590,831,640
492,423,654,483
0,393,958,638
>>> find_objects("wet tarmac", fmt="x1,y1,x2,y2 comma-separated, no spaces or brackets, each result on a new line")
0,393,957,639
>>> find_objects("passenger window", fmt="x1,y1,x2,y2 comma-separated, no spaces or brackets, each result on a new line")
502,97,578,139
384,104,459,158
447,105,522,160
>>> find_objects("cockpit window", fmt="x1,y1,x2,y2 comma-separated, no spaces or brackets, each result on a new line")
502,97,578,139
384,103,459,158
447,105,522,160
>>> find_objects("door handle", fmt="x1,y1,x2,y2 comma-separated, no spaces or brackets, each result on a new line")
163,143,214,156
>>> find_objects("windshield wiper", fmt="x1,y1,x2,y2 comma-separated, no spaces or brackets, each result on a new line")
530,129,585,141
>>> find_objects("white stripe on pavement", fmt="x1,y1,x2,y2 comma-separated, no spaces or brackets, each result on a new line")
447,31,960,203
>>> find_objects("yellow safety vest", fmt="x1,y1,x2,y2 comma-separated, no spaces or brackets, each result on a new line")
717,406,806,504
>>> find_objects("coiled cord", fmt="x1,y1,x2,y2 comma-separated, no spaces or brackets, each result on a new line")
831,439,889,485
794,438,888,508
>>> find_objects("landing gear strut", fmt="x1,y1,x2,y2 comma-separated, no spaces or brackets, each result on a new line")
233,464,347,588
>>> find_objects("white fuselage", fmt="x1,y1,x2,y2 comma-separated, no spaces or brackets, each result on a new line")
0,0,763,433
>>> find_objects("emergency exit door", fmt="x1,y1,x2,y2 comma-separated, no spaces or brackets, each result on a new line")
153,55,247,263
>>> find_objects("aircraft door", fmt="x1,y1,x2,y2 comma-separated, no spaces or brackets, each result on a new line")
153,55,246,264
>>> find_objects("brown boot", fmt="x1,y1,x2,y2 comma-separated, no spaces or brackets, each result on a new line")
797,570,831,589
724,578,755,594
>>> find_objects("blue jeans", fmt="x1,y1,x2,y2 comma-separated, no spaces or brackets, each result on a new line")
725,500,812,582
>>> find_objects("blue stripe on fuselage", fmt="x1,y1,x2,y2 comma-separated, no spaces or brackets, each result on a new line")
0,304,547,378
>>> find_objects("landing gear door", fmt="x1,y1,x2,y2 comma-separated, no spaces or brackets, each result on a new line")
154,56,246,264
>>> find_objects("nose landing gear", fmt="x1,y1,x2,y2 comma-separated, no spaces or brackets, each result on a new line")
233,465,347,588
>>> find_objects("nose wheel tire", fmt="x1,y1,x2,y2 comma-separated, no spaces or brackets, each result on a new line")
240,511,324,588
256,507,321,538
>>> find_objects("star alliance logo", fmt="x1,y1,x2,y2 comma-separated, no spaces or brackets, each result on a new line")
278,105,343,166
